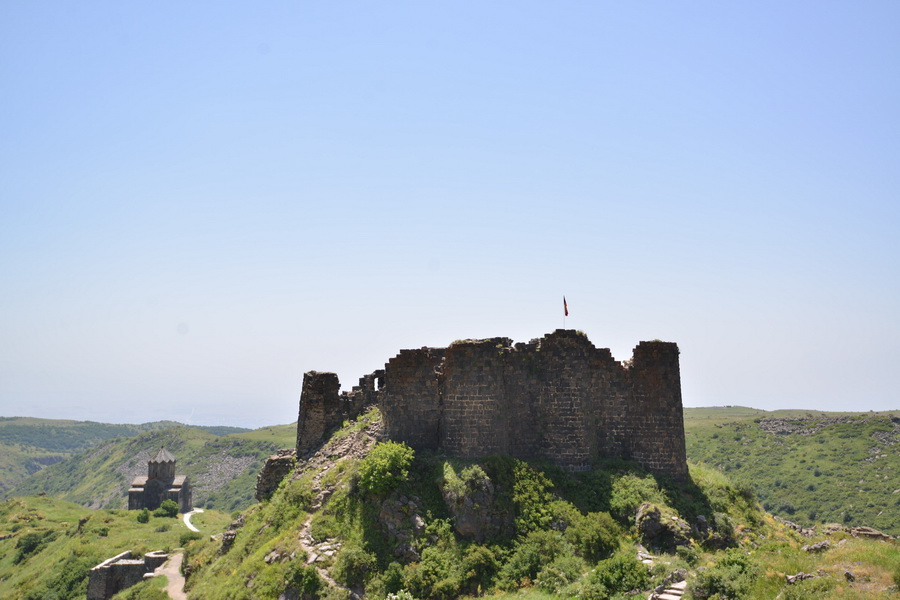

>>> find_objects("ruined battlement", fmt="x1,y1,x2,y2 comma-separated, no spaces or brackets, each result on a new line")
296,330,688,479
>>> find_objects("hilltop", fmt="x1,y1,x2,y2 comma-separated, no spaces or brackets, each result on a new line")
180,406,900,600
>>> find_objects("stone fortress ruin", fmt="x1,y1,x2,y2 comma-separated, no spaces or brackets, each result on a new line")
296,329,688,479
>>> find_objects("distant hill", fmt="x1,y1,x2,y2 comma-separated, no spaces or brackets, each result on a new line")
684,406,900,536
0,416,251,496
4,421,296,512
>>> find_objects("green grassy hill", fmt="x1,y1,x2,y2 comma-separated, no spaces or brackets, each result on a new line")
6,423,297,512
0,495,232,600
180,408,900,600
684,407,900,535
0,416,252,496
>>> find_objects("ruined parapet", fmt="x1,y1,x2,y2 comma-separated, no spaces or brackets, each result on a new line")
87,551,168,600
296,370,382,455
256,448,297,501
299,330,689,479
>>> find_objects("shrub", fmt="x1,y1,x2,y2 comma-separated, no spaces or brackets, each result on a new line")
136,508,150,523
676,544,700,566
154,524,171,533
14,530,58,564
358,441,415,497
580,549,650,598
609,473,665,520
404,546,462,600
153,499,179,518
498,529,572,588
535,554,587,593
179,531,202,546
461,544,499,593
512,461,556,534
285,561,323,599
565,511,619,563
333,543,377,588
689,548,758,600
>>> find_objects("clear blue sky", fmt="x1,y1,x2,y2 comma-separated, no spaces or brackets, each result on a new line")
2,2,898,427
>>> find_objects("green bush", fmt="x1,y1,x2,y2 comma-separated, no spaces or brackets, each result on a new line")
460,544,499,594
535,554,586,593
512,461,555,534
566,511,620,563
14,530,57,564
136,508,150,523
333,543,377,588
285,561,323,599
689,548,758,600
358,441,415,497
153,499,179,518
609,473,666,520
578,549,650,599
404,546,463,600
676,544,700,566
179,531,202,546
498,529,572,588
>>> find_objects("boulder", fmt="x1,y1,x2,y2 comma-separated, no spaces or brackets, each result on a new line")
635,503,691,552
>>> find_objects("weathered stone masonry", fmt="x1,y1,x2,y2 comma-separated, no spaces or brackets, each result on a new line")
296,330,688,479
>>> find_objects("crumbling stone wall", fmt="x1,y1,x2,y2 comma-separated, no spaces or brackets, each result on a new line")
87,551,168,600
296,370,383,455
296,330,688,479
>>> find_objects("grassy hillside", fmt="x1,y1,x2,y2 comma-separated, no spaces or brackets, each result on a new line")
7,423,297,512
180,409,900,600
0,495,232,600
684,407,900,535
0,416,252,496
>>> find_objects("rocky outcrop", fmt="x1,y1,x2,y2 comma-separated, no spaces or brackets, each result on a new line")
256,449,297,501
440,466,513,541
635,503,691,552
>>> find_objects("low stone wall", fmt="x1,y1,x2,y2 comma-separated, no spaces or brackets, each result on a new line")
87,550,168,600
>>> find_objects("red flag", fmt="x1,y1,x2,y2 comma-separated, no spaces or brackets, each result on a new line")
563,296,568,316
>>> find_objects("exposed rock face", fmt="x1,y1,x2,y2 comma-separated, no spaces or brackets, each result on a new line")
635,503,691,552
440,468,513,541
378,494,427,561
256,449,297,501
802,540,832,552
850,526,895,541
693,514,735,550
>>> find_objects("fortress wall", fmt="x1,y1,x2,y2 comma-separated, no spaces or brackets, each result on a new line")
298,331,688,479
533,331,598,470
499,344,542,458
622,341,688,478
382,348,444,450
296,370,380,455
440,339,513,457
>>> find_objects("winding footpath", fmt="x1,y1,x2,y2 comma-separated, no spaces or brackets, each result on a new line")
183,508,204,532
152,508,204,600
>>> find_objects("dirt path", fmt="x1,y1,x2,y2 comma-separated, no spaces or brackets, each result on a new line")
155,552,187,600
183,508,203,532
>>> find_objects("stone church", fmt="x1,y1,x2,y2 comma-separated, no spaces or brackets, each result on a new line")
128,448,192,513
